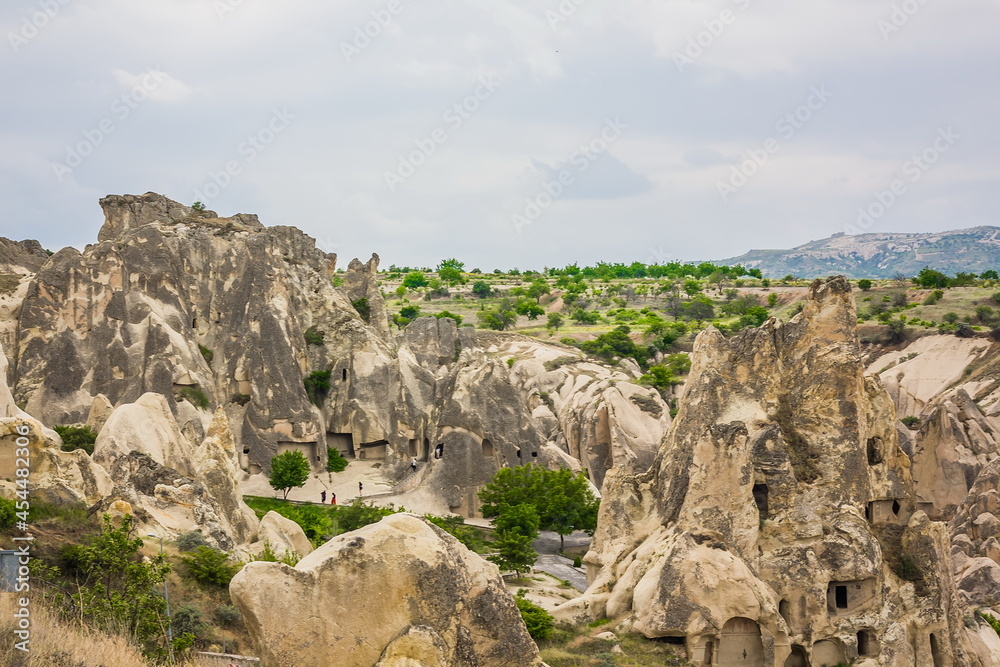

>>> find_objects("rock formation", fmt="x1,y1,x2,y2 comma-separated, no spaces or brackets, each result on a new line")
564,277,992,666
0,192,664,531
230,513,542,667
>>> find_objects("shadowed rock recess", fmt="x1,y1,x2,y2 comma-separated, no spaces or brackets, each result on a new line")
562,276,996,666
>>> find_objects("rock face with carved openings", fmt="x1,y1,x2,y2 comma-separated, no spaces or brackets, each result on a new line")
563,277,994,666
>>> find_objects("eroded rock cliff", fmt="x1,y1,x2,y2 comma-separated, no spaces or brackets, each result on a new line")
564,277,991,666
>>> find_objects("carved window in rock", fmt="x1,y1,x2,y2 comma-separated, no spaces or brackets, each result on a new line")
866,437,883,465
752,484,769,520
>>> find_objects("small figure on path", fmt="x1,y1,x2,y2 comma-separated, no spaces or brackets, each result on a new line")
358,481,364,496
411,457,418,473
435,443,443,459
321,490,327,503
331,492,337,505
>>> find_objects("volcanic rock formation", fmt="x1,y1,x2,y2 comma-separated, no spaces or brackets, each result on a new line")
564,277,994,666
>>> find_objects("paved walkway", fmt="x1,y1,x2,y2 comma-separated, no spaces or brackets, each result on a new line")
533,553,588,592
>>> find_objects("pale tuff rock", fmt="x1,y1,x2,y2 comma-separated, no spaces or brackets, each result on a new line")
950,458,1000,608
251,511,312,560
91,396,257,550
230,513,542,667
565,277,988,666
0,341,111,505
497,334,669,488
342,253,390,336
868,335,1000,520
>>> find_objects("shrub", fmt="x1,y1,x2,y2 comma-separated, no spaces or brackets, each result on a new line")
0,497,16,529
351,298,371,323
982,612,1000,637
181,546,241,587
171,605,206,640
178,386,210,409
434,310,463,326
304,326,325,345
327,447,349,473
942,312,959,324
857,279,872,291
248,540,300,566
955,322,975,338
515,593,554,640
198,344,214,366
924,289,944,305
544,356,577,371
304,370,332,405
54,425,98,455
215,604,241,627
175,530,210,552
901,416,920,429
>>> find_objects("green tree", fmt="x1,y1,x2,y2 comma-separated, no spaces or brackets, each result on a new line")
434,310,463,326
942,312,959,324
54,425,99,455
269,450,311,500
479,465,599,551
579,325,647,365
479,306,517,330
546,312,563,331
857,279,873,291
304,370,332,406
402,271,428,289
180,546,240,587
515,298,545,320
982,270,999,281
682,279,702,296
489,529,537,576
914,267,950,289
438,266,466,285
438,258,465,272
351,298,371,322
515,594,554,640
327,447,349,473
471,280,493,298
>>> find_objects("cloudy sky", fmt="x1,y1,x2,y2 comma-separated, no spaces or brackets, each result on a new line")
2,0,997,271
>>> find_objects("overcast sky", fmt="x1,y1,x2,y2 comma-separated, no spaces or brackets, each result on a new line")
2,0,997,270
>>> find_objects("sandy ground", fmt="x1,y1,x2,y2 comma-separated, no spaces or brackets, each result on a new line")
239,460,453,515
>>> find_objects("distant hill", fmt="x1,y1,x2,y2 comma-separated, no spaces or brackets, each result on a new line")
718,226,1000,279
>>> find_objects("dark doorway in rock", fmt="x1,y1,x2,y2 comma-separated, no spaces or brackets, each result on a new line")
857,629,879,657
703,639,715,665
892,499,901,515
407,439,417,457
835,585,848,609
482,438,494,458
867,437,883,465
342,368,348,382
930,633,944,667
783,645,807,667
422,437,429,462
752,483,769,519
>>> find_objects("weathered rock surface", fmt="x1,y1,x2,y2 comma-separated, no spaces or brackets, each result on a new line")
230,513,542,667
565,277,989,666
950,458,1000,607
251,510,313,559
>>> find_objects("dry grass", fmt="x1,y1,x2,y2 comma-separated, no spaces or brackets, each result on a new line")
0,594,198,666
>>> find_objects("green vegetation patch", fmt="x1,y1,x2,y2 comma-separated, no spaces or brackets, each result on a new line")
0,273,20,295
54,424,98,455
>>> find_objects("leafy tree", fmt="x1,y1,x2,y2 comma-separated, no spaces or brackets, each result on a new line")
914,267,950,289
351,298,371,322
399,304,421,321
580,325,647,365
515,298,545,320
546,312,563,331
438,266,465,285
438,258,465,272
33,515,171,658
683,294,715,321
479,306,517,330
471,280,493,298
571,308,600,324
766,293,779,308
886,318,906,344
942,312,959,324
175,530,210,552
479,465,599,550
402,271,428,289
955,322,975,338
180,546,240,587
526,280,550,302
738,306,769,329
489,529,537,576
975,305,995,323
269,450,311,499
54,425,98,455
923,290,944,305
982,270,999,281
857,279,873,291
191,201,205,211
327,447,349,472
434,310,463,326
682,279,702,296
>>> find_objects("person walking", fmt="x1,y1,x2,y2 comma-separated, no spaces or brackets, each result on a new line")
331,492,337,505
358,481,363,496
321,490,327,503
410,457,418,473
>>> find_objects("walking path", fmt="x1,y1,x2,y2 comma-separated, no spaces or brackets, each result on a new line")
533,553,588,592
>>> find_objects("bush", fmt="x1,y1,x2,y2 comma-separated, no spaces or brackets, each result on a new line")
171,605,206,641
0,497,15,529
198,344,214,366
175,530,210,552
857,279,872,291
351,298,371,323
181,546,241,587
923,290,944,305
901,416,920,429
515,594,554,640
54,425,98,455
955,322,975,338
304,326,325,345
0,274,21,295
304,370,332,405
327,447,349,473
215,604,242,627
982,612,1000,637
178,386,210,410
434,310,463,326
248,540,300,566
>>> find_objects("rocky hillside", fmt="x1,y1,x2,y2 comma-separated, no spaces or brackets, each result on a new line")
719,226,1000,279
564,276,1000,665
0,192,665,537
